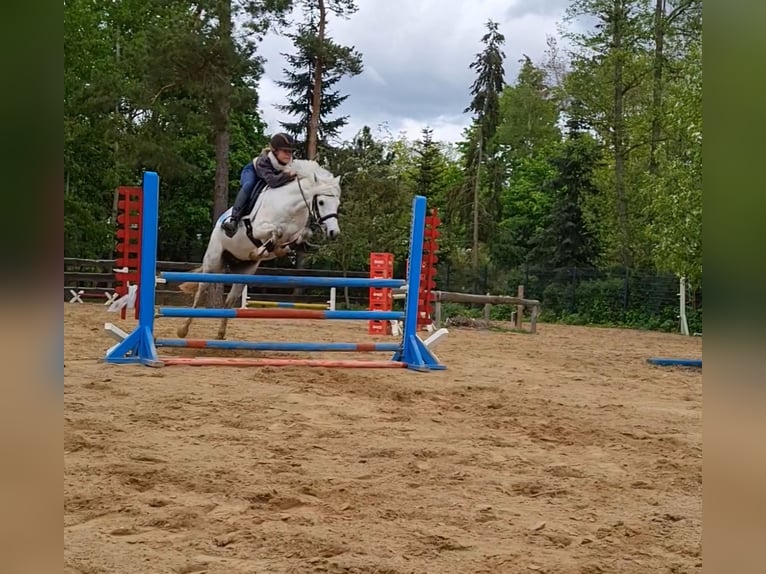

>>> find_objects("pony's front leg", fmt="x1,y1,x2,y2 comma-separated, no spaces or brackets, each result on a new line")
247,225,281,260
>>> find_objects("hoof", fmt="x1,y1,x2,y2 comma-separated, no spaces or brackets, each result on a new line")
177,327,188,338
250,248,270,260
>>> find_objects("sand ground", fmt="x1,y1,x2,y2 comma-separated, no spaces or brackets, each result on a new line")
64,304,702,573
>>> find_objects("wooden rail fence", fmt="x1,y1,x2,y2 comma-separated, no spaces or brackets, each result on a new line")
63,258,369,306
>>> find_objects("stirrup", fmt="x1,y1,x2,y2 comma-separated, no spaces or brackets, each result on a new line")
258,238,275,254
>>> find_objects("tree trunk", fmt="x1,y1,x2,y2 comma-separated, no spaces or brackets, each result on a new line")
307,0,326,160
471,134,483,293
292,247,307,296
212,0,232,220
612,0,630,268
649,0,666,175
213,125,230,220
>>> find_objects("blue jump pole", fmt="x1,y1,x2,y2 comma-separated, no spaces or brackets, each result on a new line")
155,338,401,353
104,171,162,366
162,272,405,289
647,357,702,368
157,307,405,321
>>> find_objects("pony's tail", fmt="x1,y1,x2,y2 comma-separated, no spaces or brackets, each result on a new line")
178,266,202,294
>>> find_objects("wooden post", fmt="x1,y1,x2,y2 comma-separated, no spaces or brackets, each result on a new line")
483,292,491,322
530,304,538,334
515,285,524,330
679,276,690,336
434,300,442,327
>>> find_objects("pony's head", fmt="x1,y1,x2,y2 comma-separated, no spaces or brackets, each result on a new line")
309,171,342,240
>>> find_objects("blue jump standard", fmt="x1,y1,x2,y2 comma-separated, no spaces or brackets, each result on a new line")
161,272,406,289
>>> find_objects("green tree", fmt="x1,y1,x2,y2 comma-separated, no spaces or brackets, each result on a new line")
491,152,558,268
563,0,652,268
411,127,444,199
148,0,293,219
490,55,562,268
275,16,363,157
533,119,602,269
646,38,701,283
64,0,276,259
64,0,153,256
461,20,506,283
648,0,701,174
314,126,412,303
495,56,561,160
281,0,362,159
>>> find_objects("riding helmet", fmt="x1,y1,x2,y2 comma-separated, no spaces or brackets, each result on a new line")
270,132,296,151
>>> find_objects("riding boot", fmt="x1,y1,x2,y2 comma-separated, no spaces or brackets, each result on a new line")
221,208,241,237
222,190,251,237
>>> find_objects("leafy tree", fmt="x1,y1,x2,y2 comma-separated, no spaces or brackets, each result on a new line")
563,0,652,268
495,56,561,160
149,0,294,219
64,0,276,258
489,55,562,268
312,126,411,303
491,151,558,268
646,37,701,283
648,0,701,174
64,0,152,257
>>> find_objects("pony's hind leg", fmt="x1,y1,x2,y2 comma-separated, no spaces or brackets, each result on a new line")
216,283,244,340
177,281,210,338
217,261,262,340
177,245,225,339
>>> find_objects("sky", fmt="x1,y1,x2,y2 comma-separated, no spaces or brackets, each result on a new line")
254,0,574,145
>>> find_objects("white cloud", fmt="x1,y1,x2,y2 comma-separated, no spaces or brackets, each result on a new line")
398,115,472,145
364,65,386,86
255,0,571,145
256,76,288,138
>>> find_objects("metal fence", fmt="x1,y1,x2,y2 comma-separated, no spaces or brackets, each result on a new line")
436,262,702,333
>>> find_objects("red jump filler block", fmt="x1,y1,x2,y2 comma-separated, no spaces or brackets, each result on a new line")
368,252,394,335
114,186,143,319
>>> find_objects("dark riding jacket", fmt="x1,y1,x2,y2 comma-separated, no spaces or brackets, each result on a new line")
253,152,295,189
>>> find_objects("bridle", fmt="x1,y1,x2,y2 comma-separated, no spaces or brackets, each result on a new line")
296,178,339,234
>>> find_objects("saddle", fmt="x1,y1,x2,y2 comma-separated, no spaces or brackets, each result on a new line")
245,179,269,214
238,180,308,258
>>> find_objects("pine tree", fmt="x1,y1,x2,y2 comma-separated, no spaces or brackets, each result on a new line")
461,20,506,281
533,118,601,269
465,20,506,142
275,19,362,157
412,127,443,199
277,0,362,159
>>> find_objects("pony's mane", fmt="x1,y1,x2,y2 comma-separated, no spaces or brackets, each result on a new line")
290,159,334,180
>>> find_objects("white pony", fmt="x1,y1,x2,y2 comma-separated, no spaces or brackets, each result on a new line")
176,159,342,340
